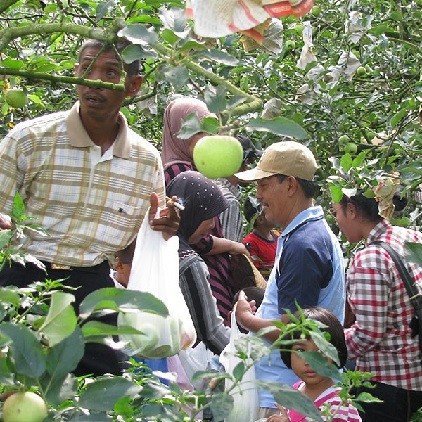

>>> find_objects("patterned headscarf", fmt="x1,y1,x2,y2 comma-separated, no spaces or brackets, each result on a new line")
166,171,228,251
161,97,211,169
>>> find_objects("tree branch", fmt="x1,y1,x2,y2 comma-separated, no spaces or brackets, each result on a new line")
0,68,125,90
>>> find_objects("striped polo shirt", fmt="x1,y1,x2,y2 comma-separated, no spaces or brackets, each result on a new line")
0,102,165,267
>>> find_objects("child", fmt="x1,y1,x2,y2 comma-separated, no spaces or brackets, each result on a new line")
242,196,280,279
267,307,361,422
112,242,136,288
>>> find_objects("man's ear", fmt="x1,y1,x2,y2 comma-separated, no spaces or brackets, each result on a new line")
125,75,143,98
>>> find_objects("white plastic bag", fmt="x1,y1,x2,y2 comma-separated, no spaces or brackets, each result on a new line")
118,210,196,358
220,309,259,422
178,342,216,390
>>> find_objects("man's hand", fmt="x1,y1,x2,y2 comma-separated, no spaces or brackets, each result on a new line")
149,193,180,240
235,290,257,330
0,214,11,230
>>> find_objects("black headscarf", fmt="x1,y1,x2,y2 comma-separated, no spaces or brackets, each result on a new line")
166,171,228,252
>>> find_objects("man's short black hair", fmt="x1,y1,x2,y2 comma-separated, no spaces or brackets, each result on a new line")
79,38,140,77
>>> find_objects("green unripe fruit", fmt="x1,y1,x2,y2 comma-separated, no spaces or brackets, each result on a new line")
4,88,27,109
338,135,350,144
344,142,358,154
311,5,321,16
3,392,48,422
285,40,296,50
292,23,304,34
356,66,367,76
193,135,243,179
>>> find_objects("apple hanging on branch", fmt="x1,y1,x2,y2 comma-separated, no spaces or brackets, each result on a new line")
193,135,243,179
3,391,48,422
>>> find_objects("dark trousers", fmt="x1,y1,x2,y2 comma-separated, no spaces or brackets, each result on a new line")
353,381,422,422
0,260,128,377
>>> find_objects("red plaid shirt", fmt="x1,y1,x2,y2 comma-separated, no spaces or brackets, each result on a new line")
345,220,422,391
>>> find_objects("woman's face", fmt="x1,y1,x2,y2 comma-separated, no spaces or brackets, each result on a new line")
331,202,363,243
188,217,215,244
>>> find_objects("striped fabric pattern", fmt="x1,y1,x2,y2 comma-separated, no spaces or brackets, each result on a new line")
0,102,165,266
179,251,230,354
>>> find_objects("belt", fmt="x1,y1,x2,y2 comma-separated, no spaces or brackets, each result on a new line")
41,260,110,273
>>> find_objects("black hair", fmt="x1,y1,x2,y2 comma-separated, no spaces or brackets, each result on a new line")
276,174,316,198
279,307,348,370
244,196,261,224
115,241,136,264
339,192,407,223
79,38,140,77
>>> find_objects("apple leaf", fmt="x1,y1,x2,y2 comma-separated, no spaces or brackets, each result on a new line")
79,377,142,411
178,112,203,139
200,49,239,66
40,291,77,347
405,242,422,266
79,288,169,320
329,185,344,203
0,322,46,378
118,24,158,46
246,117,308,140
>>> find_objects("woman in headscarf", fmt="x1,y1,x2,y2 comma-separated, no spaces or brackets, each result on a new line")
161,97,247,325
167,171,230,354
161,97,210,184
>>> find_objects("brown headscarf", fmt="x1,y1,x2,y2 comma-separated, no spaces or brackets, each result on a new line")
161,97,211,169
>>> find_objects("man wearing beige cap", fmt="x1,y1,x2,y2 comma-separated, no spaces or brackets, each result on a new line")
235,141,345,418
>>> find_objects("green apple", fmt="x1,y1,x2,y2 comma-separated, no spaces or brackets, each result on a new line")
311,5,321,16
3,391,48,422
285,40,296,50
338,135,350,144
4,88,27,109
356,66,367,76
344,142,358,154
193,135,243,179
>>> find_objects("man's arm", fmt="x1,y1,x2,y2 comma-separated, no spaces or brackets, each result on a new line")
149,193,180,240
235,290,281,342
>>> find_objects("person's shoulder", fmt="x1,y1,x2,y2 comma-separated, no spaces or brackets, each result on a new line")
7,110,67,137
127,129,161,157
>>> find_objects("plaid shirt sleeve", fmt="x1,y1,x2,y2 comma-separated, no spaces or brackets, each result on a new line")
344,245,392,358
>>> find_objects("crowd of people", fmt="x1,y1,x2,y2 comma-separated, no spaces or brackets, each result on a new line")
0,37,421,422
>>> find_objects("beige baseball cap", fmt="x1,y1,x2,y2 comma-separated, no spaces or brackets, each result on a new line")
235,141,318,181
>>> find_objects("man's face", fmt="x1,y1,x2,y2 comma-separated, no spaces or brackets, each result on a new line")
75,47,139,121
256,175,289,227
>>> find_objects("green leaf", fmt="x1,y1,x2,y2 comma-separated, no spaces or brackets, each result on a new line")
201,115,220,134
96,0,115,20
40,291,77,347
340,153,353,172
232,361,246,382
0,229,12,249
11,192,25,221
329,184,344,203
79,377,142,411
209,392,234,421
178,112,203,139
262,381,323,421
82,320,142,338
200,50,239,66
79,288,168,320
405,242,422,266
0,288,20,307
0,322,46,378
205,85,227,114
42,328,84,405
246,117,308,140
163,65,189,90
0,355,14,385
390,108,408,128
1,58,25,69
118,24,158,46
122,44,158,62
